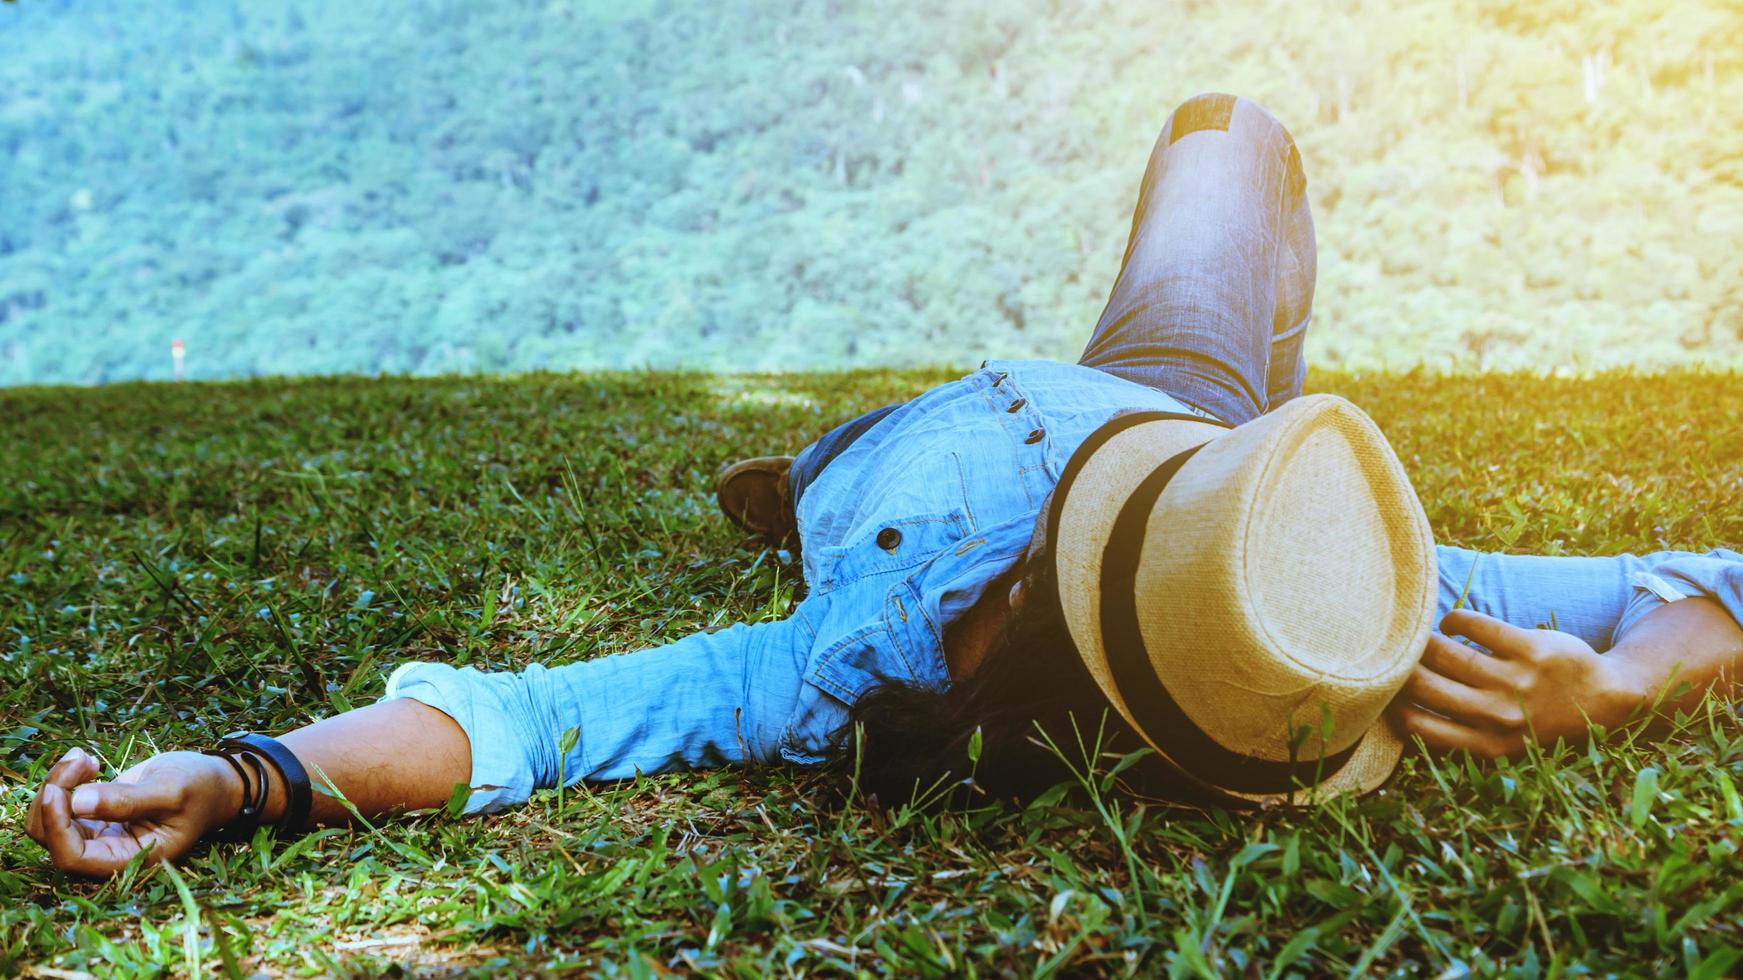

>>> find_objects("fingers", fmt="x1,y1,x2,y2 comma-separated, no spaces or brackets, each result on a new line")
1401,666,1529,732
35,783,108,877
1440,609,1536,659
69,779,186,823
37,780,165,878
1420,632,1514,689
27,748,100,843
26,747,176,878
47,746,99,790
1391,702,1525,761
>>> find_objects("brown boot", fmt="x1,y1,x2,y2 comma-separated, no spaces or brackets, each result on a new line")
715,456,798,549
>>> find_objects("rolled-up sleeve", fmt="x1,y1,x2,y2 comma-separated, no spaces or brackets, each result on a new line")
1612,550,1743,640
1434,545,1743,653
382,616,814,814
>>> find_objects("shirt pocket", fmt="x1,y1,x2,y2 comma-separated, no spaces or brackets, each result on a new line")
803,447,978,590
809,510,972,592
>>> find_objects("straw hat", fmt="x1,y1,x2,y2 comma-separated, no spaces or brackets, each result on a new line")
1046,395,1437,804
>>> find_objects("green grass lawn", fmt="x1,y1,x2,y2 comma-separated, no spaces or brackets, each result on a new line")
3,368,1742,976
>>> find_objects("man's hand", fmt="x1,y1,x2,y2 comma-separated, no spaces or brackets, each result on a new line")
1389,609,1641,761
25,747,240,877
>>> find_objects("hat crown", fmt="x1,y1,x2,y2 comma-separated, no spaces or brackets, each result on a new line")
1053,394,1438,801
1136,396,1435,762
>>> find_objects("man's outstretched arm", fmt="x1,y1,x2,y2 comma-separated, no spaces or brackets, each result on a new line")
25,699,470,877
1392,598,1743,759
27,614,812,877
1393,545,1743,759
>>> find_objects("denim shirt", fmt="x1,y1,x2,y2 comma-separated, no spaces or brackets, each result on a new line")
382,360,1743,813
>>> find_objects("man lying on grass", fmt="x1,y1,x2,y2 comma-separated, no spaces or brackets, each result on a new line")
28,94,1743,877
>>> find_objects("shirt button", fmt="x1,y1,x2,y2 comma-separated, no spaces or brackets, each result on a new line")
876,527,903,551
1025,428,1045,444
1006,398,1026,413
991,372,1008,387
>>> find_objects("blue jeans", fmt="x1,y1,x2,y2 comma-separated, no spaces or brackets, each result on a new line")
790,93,1316,507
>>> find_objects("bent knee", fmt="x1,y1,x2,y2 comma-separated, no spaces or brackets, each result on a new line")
1162,93,1306,199
1164,92,1240,143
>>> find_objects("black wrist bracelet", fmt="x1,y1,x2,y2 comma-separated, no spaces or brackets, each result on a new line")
202,749,254,832
218,732,313,835
202,747,270,842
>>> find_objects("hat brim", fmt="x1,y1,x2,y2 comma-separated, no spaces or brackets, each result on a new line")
1201,713,1404,805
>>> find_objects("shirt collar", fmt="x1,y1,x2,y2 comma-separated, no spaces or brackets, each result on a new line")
885,513,1036,686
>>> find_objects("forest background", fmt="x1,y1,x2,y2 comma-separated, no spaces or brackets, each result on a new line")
2,0,1741,386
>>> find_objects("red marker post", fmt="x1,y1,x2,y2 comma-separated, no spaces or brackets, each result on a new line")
171,338,185,381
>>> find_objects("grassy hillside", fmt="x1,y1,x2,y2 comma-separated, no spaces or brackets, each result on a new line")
2,0,1741,384
3,368,1741,974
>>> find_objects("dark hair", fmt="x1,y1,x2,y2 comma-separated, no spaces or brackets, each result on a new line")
840,557,1177,808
